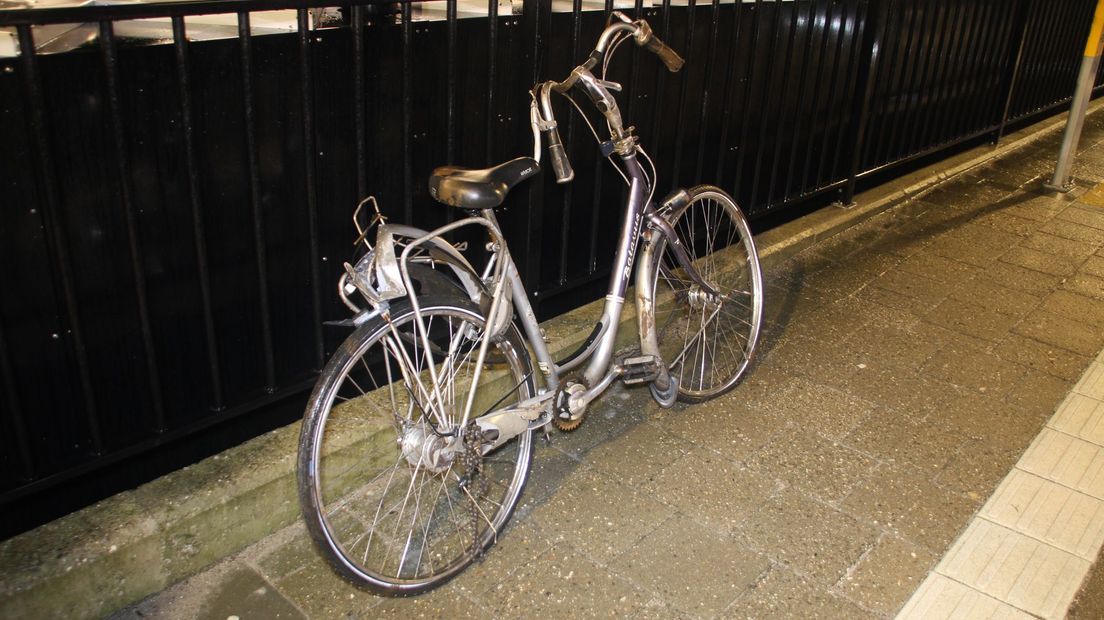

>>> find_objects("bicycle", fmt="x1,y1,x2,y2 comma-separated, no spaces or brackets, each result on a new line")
296,11,763,596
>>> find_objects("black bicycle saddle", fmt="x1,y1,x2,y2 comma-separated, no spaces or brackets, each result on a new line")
428,157,540,210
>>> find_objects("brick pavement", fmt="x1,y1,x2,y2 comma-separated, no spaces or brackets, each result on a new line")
112,113,1104,619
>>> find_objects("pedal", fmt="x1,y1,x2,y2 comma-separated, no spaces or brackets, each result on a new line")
619,354,663,385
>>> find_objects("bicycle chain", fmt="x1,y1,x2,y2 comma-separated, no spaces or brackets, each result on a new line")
458,423,490,560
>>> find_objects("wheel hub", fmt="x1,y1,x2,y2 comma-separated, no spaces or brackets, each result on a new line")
687,285,720,310
399,425,455,473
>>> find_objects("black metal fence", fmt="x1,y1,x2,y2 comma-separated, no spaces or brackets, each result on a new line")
1,0,1102,532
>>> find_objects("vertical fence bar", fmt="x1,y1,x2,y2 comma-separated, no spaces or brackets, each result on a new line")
17,25,103,454
401,2,413,223
238,12,277,392
764,0,802,207
485,0,498,165
100,20,166,431
587,0,614,274
172,16,223,410
931,0,982,147
901,1,945,155
802,0,846,193
648,0,673,174
352,6,367,199
995,0,1031,142
733,0,763,196
447,0,457,165
815,0,857,189
829,1,870,186
875,0,917,165
842,0,886,204
955,0,997,136
0,321,34,480
559,0,583,285
714,0,745,182
522,0,548,298
669,0,696,188
297,9,323,370
863,0,903,169
780,0,818,202
798,0,837,193
747,0,785,209
916,0,961,151
883,0,926,163
692,0,722,185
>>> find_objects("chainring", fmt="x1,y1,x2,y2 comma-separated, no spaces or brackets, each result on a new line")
551,382,587,432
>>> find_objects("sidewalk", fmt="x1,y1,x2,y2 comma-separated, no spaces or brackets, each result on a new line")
100,109,1104,619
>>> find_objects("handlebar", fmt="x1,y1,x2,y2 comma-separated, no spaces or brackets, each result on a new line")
533,12,684,183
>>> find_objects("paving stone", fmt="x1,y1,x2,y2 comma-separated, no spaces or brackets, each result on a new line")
838,363,960,420
521,443,585,507
747,426,875,503
840,321,942,371
760,376,878,440
842,408,967,473
1003,369,1073,417
869,268,958,306
773,297,871,343
994,333,1094,382
119,563,306,620
757,334,860,389
982,260,1064,296
645,447,778,533
841,463,943,529
450,517,562,597
1049,393,1104,445
1021,231,1099,262
584,420,695,488
923,298,1021,343
739,490,878,586
1018,428,1104,499
921,344,1027,394
1015,310,1104,357
272,556,382,619
722,564,872,620
973,210,1040,238
1059,204,1104,231
1039,290,1104,328
981,468,1104,561
998,194,1069,222
897,251,983,284
936,518,1089,619
1083,255,1104,278
652,387,788,464
854,283,936,315
1074,363,1104,400
801,261,882,302
1000,246,1081,277
948,275,1043,318
835,534,937,615
530,469,677,560
898,573,1038,619
925,391,1046,449
934,225,1021,265
1040,218,1104,245
1062,272,1104,301
937,440,1026,502
609,518,769,618
371,585,488,618
484,547,648,619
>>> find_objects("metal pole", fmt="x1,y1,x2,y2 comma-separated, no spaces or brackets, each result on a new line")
1045,0,1104,192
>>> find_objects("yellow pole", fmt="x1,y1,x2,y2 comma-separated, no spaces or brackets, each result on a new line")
1047,0,1104,191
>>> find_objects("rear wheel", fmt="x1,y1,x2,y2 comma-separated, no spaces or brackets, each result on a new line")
297,294,535,595
650,185,763,403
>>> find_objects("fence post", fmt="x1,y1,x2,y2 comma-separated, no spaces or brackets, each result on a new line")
521,0,551,313
995,0,1032,144
842,0,889,206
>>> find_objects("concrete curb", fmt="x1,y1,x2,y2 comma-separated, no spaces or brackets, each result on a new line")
2,101,1100,620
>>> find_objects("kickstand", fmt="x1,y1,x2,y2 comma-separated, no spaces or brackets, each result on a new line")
541,424,553,445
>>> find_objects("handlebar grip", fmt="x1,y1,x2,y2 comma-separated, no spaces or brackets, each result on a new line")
645,35,684,72
545,126,575,183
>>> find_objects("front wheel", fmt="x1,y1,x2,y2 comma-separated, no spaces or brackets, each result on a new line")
649,185,763,403
297,294,535,596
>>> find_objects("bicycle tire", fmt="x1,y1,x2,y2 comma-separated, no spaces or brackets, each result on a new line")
297,293,535,596
648,185,763,403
